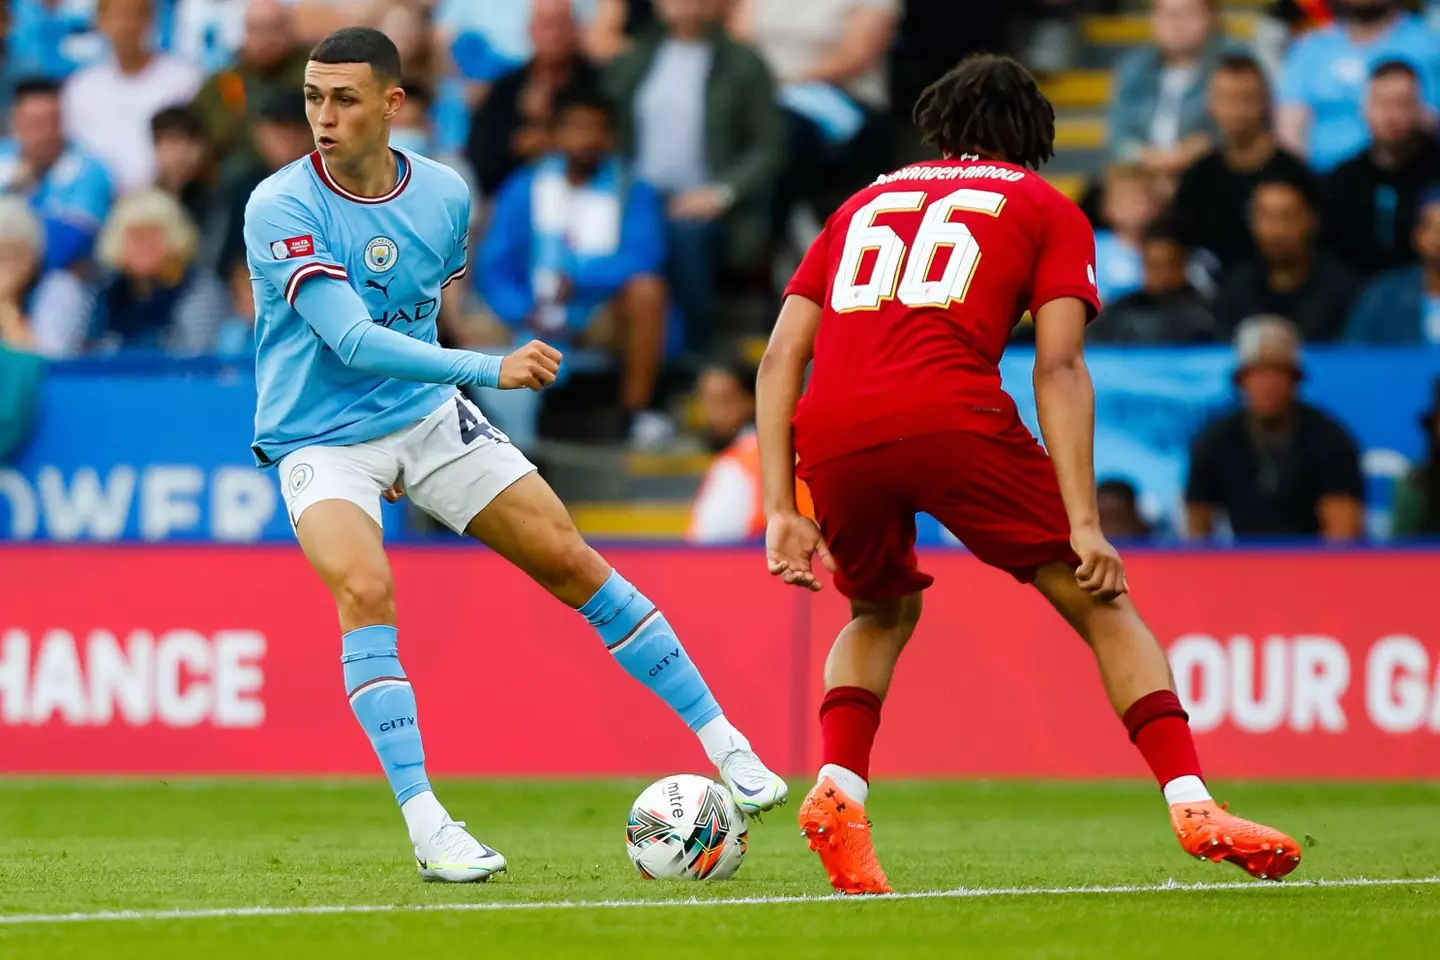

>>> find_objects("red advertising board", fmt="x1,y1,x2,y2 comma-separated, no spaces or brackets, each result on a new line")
1,547,1436,778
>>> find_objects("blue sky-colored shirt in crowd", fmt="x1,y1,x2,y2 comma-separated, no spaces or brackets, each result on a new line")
6,0,177,80
1092,230,1145,308
243,148,477,466
1280,13,1440,173
0,139,113,269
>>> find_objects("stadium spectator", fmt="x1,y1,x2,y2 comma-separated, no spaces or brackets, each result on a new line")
1345,187,1440,342
1090,222,1221,344
1097,478,1155,543
1391,378,1440,536
729,0,900,239
6,0,108,83
606,0,783,342
0,195,97,358
1022,0,1082,77
438,0,604,87
390,80,436,158
1170,53,1314,271
0,78,114,272
189,0,308,173
1107,0,1233,180
1185,315,1365,541
1213,175,1359,341
91,187,231,354
1322,60,1440,277
476,84,669,449
1094,164,1160,305
1277,0,1440,174
466,0,602,199
150,105,215,230
61,0,203,194
587,0,658,62
209,89,312,303
170,0,255,75
685,356,813,543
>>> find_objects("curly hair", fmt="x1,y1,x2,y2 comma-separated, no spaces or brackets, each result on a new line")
912,54,1056,170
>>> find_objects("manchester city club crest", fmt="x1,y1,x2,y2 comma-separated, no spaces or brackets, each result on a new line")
288,463,314,496
365,236,399,273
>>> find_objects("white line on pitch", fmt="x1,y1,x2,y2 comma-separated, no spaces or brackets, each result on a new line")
1,875,1436,927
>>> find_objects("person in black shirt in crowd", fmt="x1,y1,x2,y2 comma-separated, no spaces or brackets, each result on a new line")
1090,220,1221,343
1213,174,1358,340
466,0,601,199
1185,315,1365,541
1322,60,1440,279
1170,52,1313,272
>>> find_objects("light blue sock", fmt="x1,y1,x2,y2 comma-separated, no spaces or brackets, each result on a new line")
341,625,432,805
579,569,722,731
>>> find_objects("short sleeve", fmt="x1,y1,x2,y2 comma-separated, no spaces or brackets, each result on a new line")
1314,417,1365,499
442,187,472,289
1029,196,1101,319
784,222,832,305
243,190,349,307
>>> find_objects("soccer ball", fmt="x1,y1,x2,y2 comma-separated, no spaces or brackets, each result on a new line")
625,774,748,880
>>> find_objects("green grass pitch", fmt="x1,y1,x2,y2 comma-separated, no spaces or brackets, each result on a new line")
1,779,1437,958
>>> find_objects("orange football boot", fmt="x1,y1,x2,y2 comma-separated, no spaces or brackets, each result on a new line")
798,776,892,895
1171,800,1302,880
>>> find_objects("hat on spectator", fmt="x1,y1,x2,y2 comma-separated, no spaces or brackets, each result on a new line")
258,90,309,128
1233,314,1303,381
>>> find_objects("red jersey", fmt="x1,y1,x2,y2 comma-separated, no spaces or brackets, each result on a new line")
784,158,1100,468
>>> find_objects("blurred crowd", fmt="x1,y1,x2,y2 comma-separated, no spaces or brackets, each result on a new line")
1,0,1440,544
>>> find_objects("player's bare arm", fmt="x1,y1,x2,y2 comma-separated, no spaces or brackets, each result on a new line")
1032,296,1127,602
756,294,833,591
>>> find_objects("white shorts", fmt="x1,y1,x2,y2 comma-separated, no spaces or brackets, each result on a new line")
277,393,537,535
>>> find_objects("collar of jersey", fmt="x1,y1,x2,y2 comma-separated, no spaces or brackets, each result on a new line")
309,148,412,205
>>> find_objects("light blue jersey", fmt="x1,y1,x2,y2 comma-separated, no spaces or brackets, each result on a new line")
245,148,498,467
1280,14,1440,173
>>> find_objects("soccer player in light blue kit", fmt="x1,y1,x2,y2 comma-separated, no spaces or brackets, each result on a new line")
244,27,786,883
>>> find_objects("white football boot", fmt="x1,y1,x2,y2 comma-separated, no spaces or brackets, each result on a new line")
414,820,507,882
717,749,789,818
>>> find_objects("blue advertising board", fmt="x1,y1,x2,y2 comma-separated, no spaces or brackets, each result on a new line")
1,349,1437,543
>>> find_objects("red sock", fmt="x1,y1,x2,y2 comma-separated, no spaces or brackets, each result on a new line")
820,686,883,781
1122,690,1204,789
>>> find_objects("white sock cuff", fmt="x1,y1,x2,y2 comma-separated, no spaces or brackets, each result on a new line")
1162,775,1212,805
818,763,869,804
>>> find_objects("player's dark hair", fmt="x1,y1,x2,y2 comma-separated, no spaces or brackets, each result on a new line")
310,27,403,85
553,82,616,126
11,76,62,103
150,105,206,141
912,54,1055,170
1372,58,1420,83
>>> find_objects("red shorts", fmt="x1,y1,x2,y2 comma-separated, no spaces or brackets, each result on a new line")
799,428,1079,600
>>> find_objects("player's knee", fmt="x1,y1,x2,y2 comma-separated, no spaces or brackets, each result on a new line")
335,570,395,623
851,593,923,638
531,535,607,602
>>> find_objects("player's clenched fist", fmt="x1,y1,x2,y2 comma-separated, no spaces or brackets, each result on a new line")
1071,527,1128,602
499,339,563,391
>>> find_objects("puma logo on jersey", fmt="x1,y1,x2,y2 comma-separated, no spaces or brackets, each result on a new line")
365,278,394,298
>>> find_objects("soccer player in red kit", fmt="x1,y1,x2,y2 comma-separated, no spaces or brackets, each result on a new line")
755,54,1302,895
